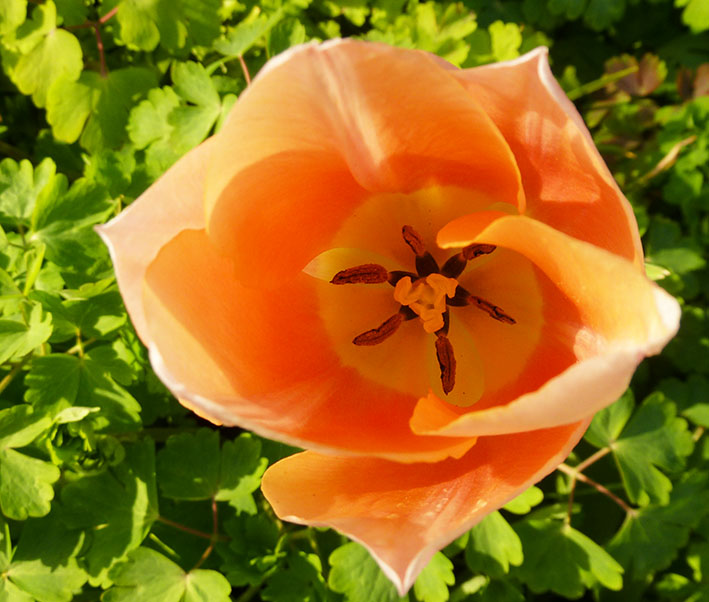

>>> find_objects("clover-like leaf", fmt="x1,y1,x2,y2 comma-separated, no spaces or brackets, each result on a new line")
0,405,57,520
261,551,329,602
0,302,52,365
4,514,87,602
586,391,694,505
156,429,267,514
329,542,407,602
413,552,454,602
514,519,623,597
609,471,709,576
59,439,158,584
0,0,26,36
24,351,141,432
465,511,523,578
104,547,231,602
0,158,57,225
2,1,82,107
47,68,157,152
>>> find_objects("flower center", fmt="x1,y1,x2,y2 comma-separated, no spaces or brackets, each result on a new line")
393,274,458,334
331,225,516,396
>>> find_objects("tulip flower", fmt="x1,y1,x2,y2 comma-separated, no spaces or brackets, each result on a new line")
98,40,680,594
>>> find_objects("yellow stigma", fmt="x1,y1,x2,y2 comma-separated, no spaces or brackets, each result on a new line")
393,273,458,333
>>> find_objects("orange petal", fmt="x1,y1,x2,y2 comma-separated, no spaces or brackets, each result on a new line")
452,47,643,266
96,138,216,343
204,40,524,287
411,213,680,437
142,228,474,462
262,420,588,595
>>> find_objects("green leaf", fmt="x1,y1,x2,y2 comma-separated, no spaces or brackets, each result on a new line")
502,486,543,514
547,0,586,19
215,9,285,56
47,68,157,152
0,158,57,224
488,21,521,62
0,303,52,365
609,471,709,576
24,352,141,432
2,1,82,107
104,547,231,602
465,512,523,578
261,551,328,602
0,0,26,36
586,392,694,505
127,87,181,150
59,439,158,585
329,542,408,602
413,552,454,602
222,513,280,586
0,405,58,520
583,0,625,30
109,0,221,52
514,519,623,597
678,0,709,33
5,515,86,602
168,62,221,152
660,374,709,427
157,430,267,514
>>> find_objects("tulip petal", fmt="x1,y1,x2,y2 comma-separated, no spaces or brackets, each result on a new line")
96,138,217,343
142,228,475,462
262,420,588,595
451,47,643,265
204,40,524,287
409,213,680,437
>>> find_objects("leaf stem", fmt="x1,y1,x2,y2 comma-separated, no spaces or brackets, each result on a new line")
156,515,228,542
0,140,31,161
0,359,28,395
238,55,252,86
558,463,634,514
575,446,611,473
192,497,219,570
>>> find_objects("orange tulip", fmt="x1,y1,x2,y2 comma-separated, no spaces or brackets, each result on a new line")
99,40,680,594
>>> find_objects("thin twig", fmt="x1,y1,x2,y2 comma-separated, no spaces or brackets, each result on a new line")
238,55,252,86
0,140,31,161
558,463,634,514
575,446,612,473
156,515,228,542
0,360,28,396
192,497,219,570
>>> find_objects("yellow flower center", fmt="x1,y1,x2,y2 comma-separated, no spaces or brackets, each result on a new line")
393,274,458,333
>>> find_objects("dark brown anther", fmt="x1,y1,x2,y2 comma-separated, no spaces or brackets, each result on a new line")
435,333,456,394
462,243,496,261
441,254,467,278
399,306,418,321
388,270,418,286
402,225,426,257
331,264,389,285
469,295,516,324
353,313,404,346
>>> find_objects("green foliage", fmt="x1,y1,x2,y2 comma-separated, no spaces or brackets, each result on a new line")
0,0,706,600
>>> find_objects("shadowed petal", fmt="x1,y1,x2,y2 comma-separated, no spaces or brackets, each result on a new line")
262,420,588,596
452,47,643,266
410,213,680,437
204,39,524,287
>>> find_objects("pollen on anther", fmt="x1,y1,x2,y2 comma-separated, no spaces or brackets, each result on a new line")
331,264,389,285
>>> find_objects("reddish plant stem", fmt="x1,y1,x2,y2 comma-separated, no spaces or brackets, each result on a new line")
65,5,120,77
156,515,227,542
192,497,219,570
575,446,611,473
558,463,634,514
239,55,252,86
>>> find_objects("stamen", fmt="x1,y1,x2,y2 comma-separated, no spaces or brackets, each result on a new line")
462,243,496,260
353,313,404,346
331,264,389,285
435,333,456,394
469,295,516,324
402,225,426,256
441,244,496,278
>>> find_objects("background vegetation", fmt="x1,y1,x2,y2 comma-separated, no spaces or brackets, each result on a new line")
0,0,708,600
